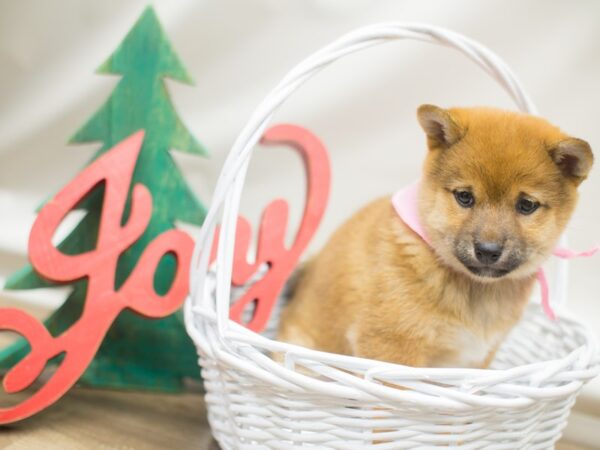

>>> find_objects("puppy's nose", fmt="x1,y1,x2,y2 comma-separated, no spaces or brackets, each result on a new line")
474,241,503,265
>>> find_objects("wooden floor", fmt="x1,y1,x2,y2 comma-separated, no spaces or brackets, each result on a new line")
0,299,594,449
0,388,218,450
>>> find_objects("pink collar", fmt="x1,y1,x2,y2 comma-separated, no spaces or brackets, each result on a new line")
391,181,598,321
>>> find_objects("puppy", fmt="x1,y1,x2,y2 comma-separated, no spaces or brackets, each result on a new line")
278,105,593,368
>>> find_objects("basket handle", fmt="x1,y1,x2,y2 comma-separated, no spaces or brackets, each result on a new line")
187,22,569,337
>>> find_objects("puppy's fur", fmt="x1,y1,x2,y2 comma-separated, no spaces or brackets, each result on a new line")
278,105,593,368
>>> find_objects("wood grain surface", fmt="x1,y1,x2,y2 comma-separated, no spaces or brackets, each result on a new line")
0,388,216,450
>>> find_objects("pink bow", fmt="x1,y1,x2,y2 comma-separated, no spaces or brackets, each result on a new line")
392,182,598,321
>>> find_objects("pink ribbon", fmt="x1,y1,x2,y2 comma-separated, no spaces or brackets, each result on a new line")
392,181,598,321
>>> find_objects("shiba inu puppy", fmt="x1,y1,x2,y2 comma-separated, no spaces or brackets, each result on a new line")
278,105,593,368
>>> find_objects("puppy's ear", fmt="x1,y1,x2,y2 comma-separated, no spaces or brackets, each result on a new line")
417,104,463,149
550,138,594,184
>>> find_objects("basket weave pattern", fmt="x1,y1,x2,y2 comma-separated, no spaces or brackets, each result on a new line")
185,23,599,449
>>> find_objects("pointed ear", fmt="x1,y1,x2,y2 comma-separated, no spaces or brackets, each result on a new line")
417,104,464,149
550,138,594,184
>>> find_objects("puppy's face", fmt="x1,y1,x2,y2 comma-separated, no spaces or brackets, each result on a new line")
417,105,593,281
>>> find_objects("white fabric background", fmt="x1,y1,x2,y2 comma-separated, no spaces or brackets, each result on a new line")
1,1,599,406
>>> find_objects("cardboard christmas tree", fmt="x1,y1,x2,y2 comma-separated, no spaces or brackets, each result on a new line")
0,6,206,391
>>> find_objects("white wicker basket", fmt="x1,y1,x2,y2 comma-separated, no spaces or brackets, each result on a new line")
185,23,600,449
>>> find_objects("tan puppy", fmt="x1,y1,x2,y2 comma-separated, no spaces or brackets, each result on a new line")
278,105,593,368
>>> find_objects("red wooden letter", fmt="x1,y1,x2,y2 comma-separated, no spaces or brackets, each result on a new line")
0,131,193,423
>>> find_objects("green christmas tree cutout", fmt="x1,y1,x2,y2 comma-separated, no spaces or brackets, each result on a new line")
0,6,207,391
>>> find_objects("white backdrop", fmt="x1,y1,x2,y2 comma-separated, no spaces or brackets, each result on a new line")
1,0,599,410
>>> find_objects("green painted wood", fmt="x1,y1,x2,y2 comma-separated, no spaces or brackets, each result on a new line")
0,6,207,391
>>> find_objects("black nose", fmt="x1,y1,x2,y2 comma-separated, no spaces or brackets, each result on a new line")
474,241,503,265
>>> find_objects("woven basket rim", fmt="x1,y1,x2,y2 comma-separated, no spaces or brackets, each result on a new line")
188,301,600,408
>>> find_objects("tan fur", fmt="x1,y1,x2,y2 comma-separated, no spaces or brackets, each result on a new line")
278,106,593,368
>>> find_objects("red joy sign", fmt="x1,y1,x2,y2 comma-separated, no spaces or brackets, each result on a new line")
211,124,330,330
0,124,330,423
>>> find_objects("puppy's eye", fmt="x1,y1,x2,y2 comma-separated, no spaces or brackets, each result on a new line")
516,198,540,215
454,190,475,208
